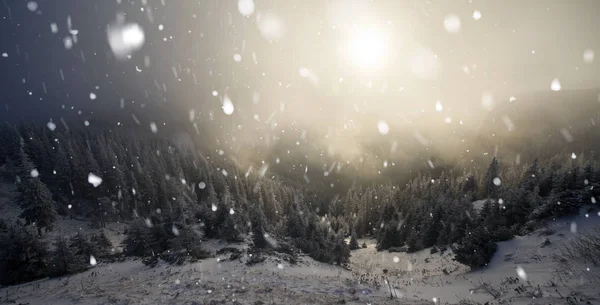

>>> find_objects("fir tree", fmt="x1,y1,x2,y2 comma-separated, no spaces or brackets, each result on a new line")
251,208,269,249
480,157,500,199
0,222,48,284
453,227,497,269
90,231,113,258
16,148,57,236
48,235,85,276
331,235,351,266
349,231,360,250
520,159,540,192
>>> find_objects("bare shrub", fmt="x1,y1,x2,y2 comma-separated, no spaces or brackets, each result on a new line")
472,279,502,299
455,296,483,305
553,226,600,285
559,226,600,266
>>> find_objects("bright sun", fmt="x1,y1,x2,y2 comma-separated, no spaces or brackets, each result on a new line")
346,27,388,70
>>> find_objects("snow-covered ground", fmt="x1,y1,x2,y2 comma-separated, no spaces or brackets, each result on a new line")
351,207,600,304
2,182,600,304
0,246,432,305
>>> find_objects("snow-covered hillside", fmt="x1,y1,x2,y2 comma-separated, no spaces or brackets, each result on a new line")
2,181,600,305
351,207,600,304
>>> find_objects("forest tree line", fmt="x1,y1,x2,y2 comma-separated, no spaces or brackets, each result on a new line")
0,121,596,284
0,122,348,285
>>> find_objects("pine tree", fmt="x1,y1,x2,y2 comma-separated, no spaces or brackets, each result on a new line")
349,231,359,250
53,145,73,200
168,224,208,260
462,175,478,198
286,205,306,239
331,235,351,266
377,220,403,250
219,214,242,242
201,184,220,238
406,230,420,253
423,209,442,248
480,157,500,199
93,197,114,228
69,233,95,260
436,222,451,246
16,148,57,236
0,222,48,284
123,219,155,257
90,231,113,258
251,208,269,248
453,227,497,269
520,159,540,192
48,235,85,276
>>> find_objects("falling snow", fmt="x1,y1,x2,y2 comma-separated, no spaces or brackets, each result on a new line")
583,49,595,63
377,121,389,135
551,78,562,91
88,173,103,187
26,1,38,12
435,100,443,112
1,2,599,304
222,96,235,115
238,0,255,17
150,122,158,133
481,92,494,111
256,12,285,41
443,15,461,33
516,266,527,280
47,121,56,131
107,21,145,60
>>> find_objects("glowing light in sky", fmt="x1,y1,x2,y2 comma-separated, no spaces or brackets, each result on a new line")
346,27,388,70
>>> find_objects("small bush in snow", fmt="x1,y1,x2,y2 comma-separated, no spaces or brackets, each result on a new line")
454,228,497,269
349,232,359,250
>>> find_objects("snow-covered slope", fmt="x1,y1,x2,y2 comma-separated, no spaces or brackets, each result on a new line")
2,180,600,304
351,207,600,304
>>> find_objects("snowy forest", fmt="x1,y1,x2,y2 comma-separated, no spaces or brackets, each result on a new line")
1,119,597,287
2,0,600,304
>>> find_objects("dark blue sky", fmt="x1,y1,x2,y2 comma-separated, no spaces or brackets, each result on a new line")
0,0,223,123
